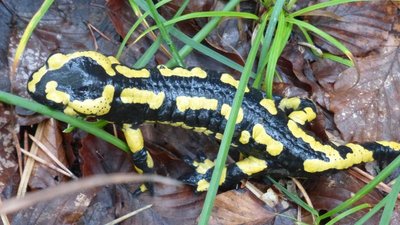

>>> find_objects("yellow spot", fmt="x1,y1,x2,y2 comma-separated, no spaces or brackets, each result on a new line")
288,107,316,125
215,133,223,140
157,65,207,78
252,124,284,156
115,65,150,78
260,99,277,115
239,130,251,144
204,130,214,135
196,179,210,192
139,184,147,192
45,81,70,105
28,66,47,93
220,104,244,124
63,107,78,116
195,168,227,192
287,120,374,172
134,165,143,174
278,97,301,111
176,96,218,112
193,159,214,174
120,88,165,109
47,51,116,76
146,151,154,168
220,73,249,92
68,85,115,116
377,141,400,151
219,167,227,185
236,156,268,175
193,127,207,133
122,124,144,153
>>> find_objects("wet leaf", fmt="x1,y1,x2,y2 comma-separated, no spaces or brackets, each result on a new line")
12,191,96,225
210,189,275,225
303,172,385,224
29,119,69,190
330,35,400,142
0,104,19,194
308,0,396,56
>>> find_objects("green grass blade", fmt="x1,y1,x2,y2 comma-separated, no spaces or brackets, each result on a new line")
11,0,54,74
256,0,285,73
297,23,353,67
134,0,246,71
145,0,184,67
268,177,319,216
198,13,268,225
133,37,162,68
264,12,292,98
286,17,354,65
116,0,171,59
379,174,400,225
289,0,368,18
165,0,241,67
326,203,371,225
322,53,353,67
133,0,189,68
355,195,389,225
134,11,259,48
134,0,249,74
170,28,252,74
319,155,400,221
0,91,130,153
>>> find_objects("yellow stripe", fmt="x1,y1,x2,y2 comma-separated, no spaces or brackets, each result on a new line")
45,81,70,105
259,99,277,115
220,73,249,92
252,124,284,156
120,88,165,109
157,65,207,78
176,96,218,112
377,141,400,151
68,85,115,116
287,120,374,172
220,104,244,124
47,51,116,76
115,65,150,78
28,66,47,93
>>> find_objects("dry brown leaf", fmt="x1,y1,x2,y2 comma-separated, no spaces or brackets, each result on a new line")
0,104,18,193
309,0,396,56
303,172,388,224
330,35,400,142
29,119,69,189
209,190,275,225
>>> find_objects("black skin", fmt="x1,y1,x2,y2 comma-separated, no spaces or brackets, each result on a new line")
27,55,400,192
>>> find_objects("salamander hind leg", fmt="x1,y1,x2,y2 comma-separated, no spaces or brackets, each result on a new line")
180,156,269,192
122,124,154,194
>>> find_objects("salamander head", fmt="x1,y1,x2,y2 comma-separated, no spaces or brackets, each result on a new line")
27,51,120,117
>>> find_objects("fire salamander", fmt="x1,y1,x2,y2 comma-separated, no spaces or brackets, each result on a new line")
27,51,400,192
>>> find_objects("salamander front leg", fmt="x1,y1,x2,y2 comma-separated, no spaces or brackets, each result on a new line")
122,123,154,193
